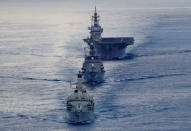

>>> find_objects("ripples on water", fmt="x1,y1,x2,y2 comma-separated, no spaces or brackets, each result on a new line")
0,8,191,130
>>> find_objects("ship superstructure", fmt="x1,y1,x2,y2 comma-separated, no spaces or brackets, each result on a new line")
83,7,134,60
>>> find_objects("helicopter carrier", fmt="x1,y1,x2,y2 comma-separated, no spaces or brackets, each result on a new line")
83,7,134,60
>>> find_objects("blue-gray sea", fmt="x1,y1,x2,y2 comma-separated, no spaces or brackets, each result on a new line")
0,7,191,131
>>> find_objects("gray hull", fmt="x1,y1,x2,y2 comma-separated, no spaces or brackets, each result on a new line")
94,44,126,60
83,71,104,83
66,111,94,123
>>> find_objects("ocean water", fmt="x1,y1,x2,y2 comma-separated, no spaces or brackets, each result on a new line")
0,7,191,131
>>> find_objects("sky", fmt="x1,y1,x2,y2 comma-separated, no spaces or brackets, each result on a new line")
0,0,191,20
0,0,191,9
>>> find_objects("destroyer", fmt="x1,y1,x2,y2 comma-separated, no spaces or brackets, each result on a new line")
81,43,105,84
84,7,134,60
66,72,94,123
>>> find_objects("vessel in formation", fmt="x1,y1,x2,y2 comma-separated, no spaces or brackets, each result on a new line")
66,72,94,123
83,7,134,60
66,7,135,124
81,43,105,84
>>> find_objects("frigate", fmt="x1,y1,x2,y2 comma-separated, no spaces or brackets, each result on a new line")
66,72,94,123
83,7,134,60
81,43,105,84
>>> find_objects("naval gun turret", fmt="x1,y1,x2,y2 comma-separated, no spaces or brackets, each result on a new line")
81,43,105,84
66,72,94,123
83,7,134,60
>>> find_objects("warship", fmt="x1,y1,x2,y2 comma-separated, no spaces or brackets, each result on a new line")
83,7,134,60
66,72,94,123
81,43,105,84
